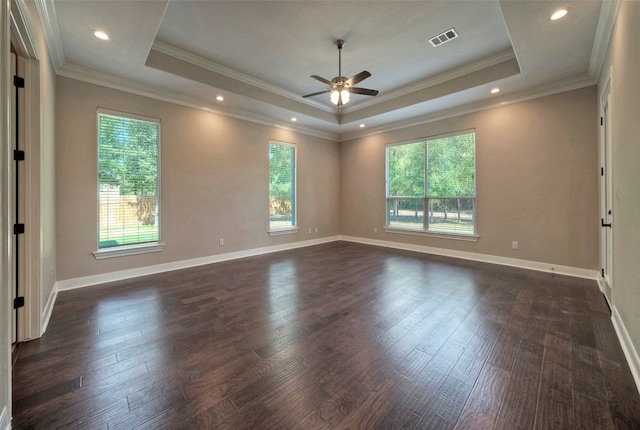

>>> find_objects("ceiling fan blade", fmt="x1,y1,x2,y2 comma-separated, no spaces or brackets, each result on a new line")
349,87,379,96
310,75,333,86
302,89,332,98
346,71,371,86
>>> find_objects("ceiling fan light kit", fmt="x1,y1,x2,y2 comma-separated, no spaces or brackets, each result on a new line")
330,89,350,105
303,39,379,108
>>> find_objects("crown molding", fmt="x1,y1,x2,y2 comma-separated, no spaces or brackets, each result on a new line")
33,0,64,71
350,49,517,112
146,45,339,124
339,73,595,141
588,0,620,81
59,58,594,145
58,62,339,141
150,41,520,124
341,56,520,125
152,40,333,114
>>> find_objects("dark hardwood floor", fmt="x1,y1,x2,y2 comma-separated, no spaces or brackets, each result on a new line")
11,242,640,429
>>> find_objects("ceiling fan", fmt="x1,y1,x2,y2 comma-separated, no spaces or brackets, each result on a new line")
303,39,379,107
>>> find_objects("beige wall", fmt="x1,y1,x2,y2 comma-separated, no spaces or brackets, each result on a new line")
599,2,640,368
55,77,340,281
340,86,599,270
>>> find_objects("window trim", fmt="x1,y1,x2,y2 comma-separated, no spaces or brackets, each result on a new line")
384,227,479,242
385,129,477,238
95,108,163,258
268,228,299,237
268,140,298,235
93,242,166,259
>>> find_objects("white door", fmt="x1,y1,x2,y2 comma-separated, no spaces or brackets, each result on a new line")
600,83,613,303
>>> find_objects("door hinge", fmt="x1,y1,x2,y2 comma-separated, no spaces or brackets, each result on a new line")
14,150,25,161
601,167,604,176
13,76,25,88
14,224,25,235
601,268,605,277
600,117,603,126
13,297,25,309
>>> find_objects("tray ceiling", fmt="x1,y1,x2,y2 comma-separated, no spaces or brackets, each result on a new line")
41,0,607,140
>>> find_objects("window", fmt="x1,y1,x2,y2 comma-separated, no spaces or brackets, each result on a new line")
386,130,476,236
269,141,297,233
97,109,161,253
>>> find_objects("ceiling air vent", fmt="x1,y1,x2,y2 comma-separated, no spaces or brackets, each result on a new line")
429,28,458,47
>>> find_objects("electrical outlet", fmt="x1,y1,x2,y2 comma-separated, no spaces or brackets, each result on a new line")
512,241,518,250
374,227,378,234
219,238,224,246
308,228,312,234
315,227,318,233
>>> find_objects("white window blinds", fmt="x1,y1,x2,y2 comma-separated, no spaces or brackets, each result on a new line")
98,110,160,248
269,141,296,230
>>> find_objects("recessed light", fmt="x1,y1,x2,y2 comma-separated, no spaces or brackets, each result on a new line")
93,30,109,41
490,88,500,94
291,117,297,122
359,124,365,128
551,8,568,20
216,95,224,102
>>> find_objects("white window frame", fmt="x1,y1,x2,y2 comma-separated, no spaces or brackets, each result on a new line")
268,140,298,236
385,129,478,241
93,108,165,259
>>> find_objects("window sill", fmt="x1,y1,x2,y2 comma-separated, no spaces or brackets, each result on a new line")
384,227,479,242
268,228,299,237
93,242,165,260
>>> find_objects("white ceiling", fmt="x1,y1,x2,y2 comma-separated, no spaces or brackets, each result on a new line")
38,0,610,141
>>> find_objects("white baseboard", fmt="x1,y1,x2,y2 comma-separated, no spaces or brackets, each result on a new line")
56,236,341,291
611,306,640,394
597,278,613,309
0,406,9,430
57,234,600,293
41,283,59,336
339,235,600,280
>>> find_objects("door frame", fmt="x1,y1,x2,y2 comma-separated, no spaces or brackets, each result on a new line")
9,0,42,342
10,49,18,345
599,69,613,306
1,0,12,425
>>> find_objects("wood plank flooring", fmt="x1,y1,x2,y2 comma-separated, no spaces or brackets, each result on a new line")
11,242,640,429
